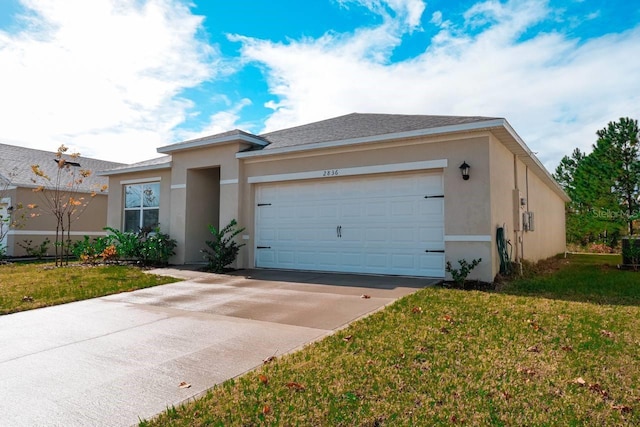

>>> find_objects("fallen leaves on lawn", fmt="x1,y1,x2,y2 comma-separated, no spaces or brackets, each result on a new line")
611,404,632,414
526,345,540,353
517,367,537,377
259,374,269,385
443,315,454,323
601,330,615,338
411,306,423,314
285,382,305,392
343,335,353,342
178,381,191,389
440,327,450,334
526,319,541,331
21,296,34,302
263,350,278,364
588,383,610,399
561,345,573,352
262,405,271,415
573,377,587,386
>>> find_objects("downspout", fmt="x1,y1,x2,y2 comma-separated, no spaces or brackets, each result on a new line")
513,154,520,262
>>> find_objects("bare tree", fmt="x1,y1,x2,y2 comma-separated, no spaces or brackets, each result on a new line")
0,168,26,257
30,145,106,266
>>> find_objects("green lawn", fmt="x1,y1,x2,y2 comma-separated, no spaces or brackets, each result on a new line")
0,262,178,315
142,254,640,426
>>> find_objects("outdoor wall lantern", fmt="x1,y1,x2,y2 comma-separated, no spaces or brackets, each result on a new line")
459,161,470,181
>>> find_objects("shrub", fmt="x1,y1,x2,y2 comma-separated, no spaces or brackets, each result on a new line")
587,243,615,254
201,219,245,273
73,236,109,265
103,227,141,259
18,238,51,259
74,228,176,267
445,258,482,286
138,230,176,267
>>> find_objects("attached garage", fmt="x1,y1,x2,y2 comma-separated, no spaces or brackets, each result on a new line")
254,171,445,277
102,112,570,283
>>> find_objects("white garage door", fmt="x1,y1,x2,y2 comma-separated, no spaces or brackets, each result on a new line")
255,171,445,277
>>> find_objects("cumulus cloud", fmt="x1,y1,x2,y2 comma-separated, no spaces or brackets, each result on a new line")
176,98,254,141
337,0,426,30
0,0,218,163
234,0,640,170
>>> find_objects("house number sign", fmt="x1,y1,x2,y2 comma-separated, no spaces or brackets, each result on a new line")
322,169,340,177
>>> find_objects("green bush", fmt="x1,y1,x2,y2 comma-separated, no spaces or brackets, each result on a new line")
445,258,482,286
138,230,176,267
201,219,245,273
18,238,51,259
72,236,108,263
74,227,177,267
103,227,141,259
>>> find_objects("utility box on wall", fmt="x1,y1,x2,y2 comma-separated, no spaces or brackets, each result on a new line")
513,189,526,231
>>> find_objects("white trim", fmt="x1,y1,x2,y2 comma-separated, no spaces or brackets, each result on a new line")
8,230,108,236
120,177,161,185
237,120,505,159
220,179,239,185
444,235,492,242
3,186,17,190
248,159,447,184
171,184,187,190
158,133,267,154
98,162,171,176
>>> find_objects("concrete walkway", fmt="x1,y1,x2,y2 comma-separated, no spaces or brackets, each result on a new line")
0,269,437,426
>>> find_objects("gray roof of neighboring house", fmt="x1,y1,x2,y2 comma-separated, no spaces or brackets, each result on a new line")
259,113,502,150
0,143,124,192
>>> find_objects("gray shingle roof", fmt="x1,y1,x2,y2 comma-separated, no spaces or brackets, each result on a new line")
0,143,124,192
100,155,171,173
259,113,502,150
100,112,503,174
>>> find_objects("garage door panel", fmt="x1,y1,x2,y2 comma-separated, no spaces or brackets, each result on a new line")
256,171,445,277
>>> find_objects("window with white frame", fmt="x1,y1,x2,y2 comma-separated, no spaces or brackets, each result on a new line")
123,182,160,232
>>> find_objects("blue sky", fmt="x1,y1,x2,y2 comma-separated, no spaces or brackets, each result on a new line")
0,0,638,170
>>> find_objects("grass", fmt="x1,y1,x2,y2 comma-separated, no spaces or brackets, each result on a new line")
142,254,640,426
0,262,178,315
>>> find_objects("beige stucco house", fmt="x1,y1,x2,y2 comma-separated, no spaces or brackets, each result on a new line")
100,113,569,282
0,143,123,256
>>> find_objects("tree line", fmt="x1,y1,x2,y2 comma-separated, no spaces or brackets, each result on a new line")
554,117,640,247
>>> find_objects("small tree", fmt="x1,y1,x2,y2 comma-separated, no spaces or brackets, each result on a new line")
201,219,245,273
30,145,106,266
0,168,26,256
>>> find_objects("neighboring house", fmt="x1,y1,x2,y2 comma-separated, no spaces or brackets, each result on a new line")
0,143,124,256
100,113,569,282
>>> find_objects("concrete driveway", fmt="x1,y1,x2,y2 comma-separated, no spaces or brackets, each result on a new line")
0,268,436,426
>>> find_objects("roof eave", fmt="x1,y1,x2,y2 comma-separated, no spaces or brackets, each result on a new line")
157,134,267,154
494,121,570,202
97,162,172,176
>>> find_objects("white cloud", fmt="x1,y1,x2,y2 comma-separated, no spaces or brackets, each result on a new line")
235,0,640,170
337,0,426,30
176,98,254,141
0,0,218,163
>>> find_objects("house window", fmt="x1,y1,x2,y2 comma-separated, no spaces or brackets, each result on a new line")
123,183,160,232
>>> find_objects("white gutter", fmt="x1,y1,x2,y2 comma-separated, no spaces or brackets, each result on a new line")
236,119,507,159
97,162,171,176
158,134,267,154
501,121,570,202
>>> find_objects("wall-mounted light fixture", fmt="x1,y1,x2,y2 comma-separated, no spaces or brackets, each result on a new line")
459,161,470,181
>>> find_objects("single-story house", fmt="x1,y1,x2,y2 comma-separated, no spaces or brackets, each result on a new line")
0,143,124,256
100,113,569,282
